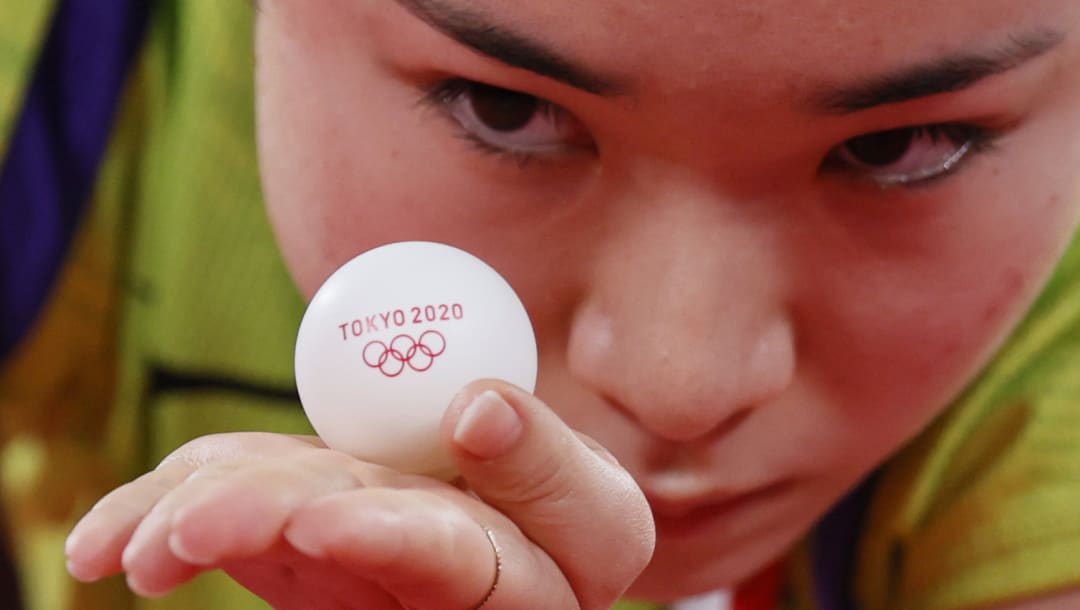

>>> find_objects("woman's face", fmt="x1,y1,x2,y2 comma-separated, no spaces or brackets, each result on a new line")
256,0,1080,599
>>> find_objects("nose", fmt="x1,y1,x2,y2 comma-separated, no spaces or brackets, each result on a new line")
566,182,796,443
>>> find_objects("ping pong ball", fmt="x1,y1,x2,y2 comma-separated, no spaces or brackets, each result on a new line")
294,241,537,478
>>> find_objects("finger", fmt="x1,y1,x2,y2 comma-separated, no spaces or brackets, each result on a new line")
121,446,376,596
222,543,402,610
119,459,269,596
165,448,364,566
65,459,196,583
442,381,656,610
283,488,579,610
65,432,323,583
69,432,405,598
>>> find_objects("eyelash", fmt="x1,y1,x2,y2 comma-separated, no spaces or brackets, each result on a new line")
420,79,571,166
824,123,1001,188
420,77,1003,186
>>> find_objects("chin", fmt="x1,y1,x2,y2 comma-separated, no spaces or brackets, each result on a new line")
626,517,803,603
624,546,743,602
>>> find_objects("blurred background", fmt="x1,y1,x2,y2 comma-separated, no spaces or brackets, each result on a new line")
0,2,312,608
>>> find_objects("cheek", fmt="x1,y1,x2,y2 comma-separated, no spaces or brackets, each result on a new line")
257,6,476,298
256,17,447,297
254,11,602,353
797,183,1078,456
797,61,1080,437
255,8,590,306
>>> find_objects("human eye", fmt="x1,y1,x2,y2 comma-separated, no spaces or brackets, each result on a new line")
825,123,999,187
422,79,594,162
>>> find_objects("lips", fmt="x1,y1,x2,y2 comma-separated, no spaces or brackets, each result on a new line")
645,479,794,538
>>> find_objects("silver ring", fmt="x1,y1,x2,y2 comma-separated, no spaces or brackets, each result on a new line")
474,527,501,609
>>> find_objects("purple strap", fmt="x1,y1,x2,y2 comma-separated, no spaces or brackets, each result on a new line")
0,0,150,360
810,472,879,610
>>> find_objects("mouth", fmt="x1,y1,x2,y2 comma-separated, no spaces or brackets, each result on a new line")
646,479,795,538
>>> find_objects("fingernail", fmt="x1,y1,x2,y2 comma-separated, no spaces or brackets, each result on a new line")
64,529,82,557
120,537,142,570
65,558,98,583
126,572,169,598
64,530,94,581
452,390,523,460
168,531,210,566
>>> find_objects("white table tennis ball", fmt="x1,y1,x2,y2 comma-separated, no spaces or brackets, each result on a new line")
294,241,538,478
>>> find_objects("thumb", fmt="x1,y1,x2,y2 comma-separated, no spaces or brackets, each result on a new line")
441,380,655,610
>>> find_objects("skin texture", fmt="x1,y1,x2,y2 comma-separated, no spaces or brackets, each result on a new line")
67,1,1080,608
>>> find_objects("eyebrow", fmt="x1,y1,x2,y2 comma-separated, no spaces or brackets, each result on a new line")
393,1,1065,112
813,29,1066,114
392,0,627,96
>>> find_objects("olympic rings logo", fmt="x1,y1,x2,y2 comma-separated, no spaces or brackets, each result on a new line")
362,331,447,377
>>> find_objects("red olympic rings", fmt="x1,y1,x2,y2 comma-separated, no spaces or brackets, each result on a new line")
362,330,447,377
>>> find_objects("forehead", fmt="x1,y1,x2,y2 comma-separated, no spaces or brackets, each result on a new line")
450,0,1075,93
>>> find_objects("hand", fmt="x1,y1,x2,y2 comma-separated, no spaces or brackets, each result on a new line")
65,380,655,610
